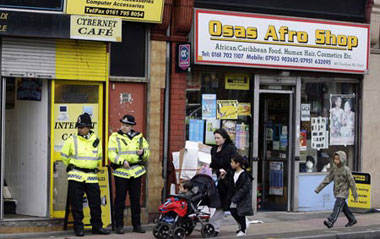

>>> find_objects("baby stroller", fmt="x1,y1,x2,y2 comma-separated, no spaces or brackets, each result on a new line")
153,174,220,239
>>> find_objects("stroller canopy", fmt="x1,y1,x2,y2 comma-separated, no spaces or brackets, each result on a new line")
191,174,221,208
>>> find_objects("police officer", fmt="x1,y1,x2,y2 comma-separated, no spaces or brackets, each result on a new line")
61,113,110,237
108,114,150,234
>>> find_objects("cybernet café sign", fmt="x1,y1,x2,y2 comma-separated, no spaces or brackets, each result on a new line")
194,9,369,74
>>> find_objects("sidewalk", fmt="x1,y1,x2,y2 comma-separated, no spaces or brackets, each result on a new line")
1,211,380,239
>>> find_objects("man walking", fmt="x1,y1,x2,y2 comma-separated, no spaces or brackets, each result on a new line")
61,113,110,237
108,114,150,234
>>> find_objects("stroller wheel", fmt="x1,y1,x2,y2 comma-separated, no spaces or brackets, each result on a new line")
158,224,171,239
201,223,215,238
172,227,186,239
153,223,161,238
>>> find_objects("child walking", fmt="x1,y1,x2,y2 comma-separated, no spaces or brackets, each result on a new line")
315,151,358,228
222,154,253,236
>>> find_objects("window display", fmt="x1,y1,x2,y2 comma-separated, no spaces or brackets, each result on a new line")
299,79,358,172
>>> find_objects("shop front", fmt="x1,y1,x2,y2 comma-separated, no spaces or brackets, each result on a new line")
188,9,369,211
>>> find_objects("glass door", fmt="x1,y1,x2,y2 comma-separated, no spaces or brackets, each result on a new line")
51,81,103,218
258,92,293,211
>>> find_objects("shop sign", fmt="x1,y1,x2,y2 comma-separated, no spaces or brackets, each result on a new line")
348,172,371,209
66,0,164,23
225,73,249,90
177,43,191,72
194,9,369,74
17,78,42,101
0,0,64,11
71,15,122,42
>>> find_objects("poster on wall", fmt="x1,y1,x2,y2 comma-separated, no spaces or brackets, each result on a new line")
205,119,220,145
330,94,355,146
202,94,217,119
269,161,284,196
300,130,307,151
235,123,249,150
222,120,237,144
217,100,239,119
238,102,251,116
189,119,204,142
225,73,250,90
17,78,42,101
311,117,329,150
301,104,311,121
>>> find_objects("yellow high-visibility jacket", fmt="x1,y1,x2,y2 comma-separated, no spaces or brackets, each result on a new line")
60,133,102,183
108,131,150,179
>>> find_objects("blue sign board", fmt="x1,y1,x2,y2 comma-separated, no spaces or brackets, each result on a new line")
177,43,190,71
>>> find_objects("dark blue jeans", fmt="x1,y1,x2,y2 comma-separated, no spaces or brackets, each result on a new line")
328,197,356,224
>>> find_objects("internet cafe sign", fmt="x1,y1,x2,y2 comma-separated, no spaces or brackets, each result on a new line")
71,15,122,42
66,0,164,23
194,9,369,74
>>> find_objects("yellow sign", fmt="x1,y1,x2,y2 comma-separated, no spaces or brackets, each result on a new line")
348,172,371,209
66,0,164,23
238,103,251,116
71,15,122,42
217,100,238,119
225,74,250,90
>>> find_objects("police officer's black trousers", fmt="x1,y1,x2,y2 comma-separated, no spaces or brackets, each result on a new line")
114,176,142,228
68,180,103,231
328,197,356,224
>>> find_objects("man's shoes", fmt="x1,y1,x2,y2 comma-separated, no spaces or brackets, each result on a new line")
115,226,125,234
133,226,146,233
345,220,357,227
92,228,111,235
213,231,219,237
74,229,84,237
323,220,333,228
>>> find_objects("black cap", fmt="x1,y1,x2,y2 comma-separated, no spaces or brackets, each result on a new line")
76,113,93,128
120,114,136,125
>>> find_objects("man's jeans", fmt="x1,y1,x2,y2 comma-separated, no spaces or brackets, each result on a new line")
328,197,356,224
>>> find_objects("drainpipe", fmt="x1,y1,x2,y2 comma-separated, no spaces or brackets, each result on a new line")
162,26,171,202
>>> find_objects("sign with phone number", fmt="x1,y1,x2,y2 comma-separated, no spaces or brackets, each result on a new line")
66,0,164,23
195,9,369,74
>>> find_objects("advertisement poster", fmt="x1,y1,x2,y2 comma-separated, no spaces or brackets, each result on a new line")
330,94,355,146
301,104,311,121
222,120,237,144
225,73,250,90
202,94,217,119
238,102,251,116
54,104,99,152
269,162,284,196
66,0,164,23
300,130,307,151
311,117,329,150
205,119,220,145
348,172,371,209
17,78,42,101
235,123,249,150
217,100,239,119
195,9,369,73
189,119,204,142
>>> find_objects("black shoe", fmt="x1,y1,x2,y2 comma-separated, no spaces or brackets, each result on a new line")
345,220,357,227
115,226,125,234
74,229,84,237
323,220,333,228
133,226,146,233
92,228,111,235
213,231,219,237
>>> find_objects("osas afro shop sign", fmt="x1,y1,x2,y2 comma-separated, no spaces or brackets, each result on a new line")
194,9,369,74
66,0,164,23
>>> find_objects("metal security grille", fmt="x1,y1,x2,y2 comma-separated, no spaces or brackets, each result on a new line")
1,37,56,79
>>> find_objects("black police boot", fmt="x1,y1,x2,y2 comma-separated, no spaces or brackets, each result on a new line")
323,220,333,228
74,228,84,237
92,228,111,235
345,220,357,227
133,226,146,233
115,226,125,234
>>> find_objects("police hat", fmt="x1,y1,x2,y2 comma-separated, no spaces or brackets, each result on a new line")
120,114,136,125
76,113,93,128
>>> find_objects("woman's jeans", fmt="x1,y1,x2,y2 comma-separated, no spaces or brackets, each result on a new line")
328,197,356,224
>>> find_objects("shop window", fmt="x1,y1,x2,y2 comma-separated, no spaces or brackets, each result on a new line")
54,84,98,103
299,79,358,173
186,71,253,157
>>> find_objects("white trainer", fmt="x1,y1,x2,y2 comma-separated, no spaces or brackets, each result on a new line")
236,231,246,236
